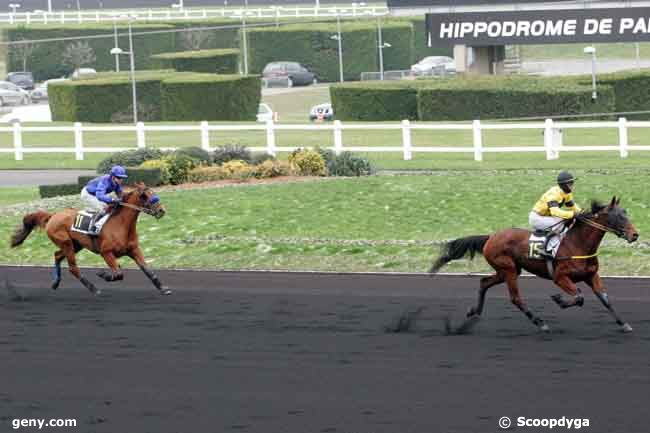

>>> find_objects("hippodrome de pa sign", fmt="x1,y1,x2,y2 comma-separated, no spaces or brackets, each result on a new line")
425,7,650,46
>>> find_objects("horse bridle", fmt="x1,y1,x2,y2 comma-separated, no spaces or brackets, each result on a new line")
576,214,625,238
118,191,160,217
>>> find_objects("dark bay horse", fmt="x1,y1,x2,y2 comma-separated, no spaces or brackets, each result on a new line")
430,197,638,333
10,182,171,296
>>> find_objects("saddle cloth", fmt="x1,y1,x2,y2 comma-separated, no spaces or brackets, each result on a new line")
528,232,562,259
70,210,109,235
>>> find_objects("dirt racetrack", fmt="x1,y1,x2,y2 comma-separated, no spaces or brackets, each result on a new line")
1,266,649,433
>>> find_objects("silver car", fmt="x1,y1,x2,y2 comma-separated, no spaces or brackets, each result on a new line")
0,81,29,106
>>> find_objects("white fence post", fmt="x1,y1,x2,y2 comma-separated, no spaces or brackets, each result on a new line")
333,120,343,155
618,117,629,158
543,118,559,160
266,120,276,156
74,122,84,160
13,122,23,161
401,119,412,161
200,121,210,151
136,122,146,149
472,119,482,162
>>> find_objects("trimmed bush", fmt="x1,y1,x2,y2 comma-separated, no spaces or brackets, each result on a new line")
330,83,419,121
165,154,201,185
187,166,227,183
212,144,252,165
288,149,327,176
139,160,171,185
250,152,275,165
123,167,164,187
252,160,292,178
151,49,239,74
39,183,80,198
247,21,414,82
219,160,255,180
97,148,166,174
6,24,176,82
160,74,261,121
597,70,650,120
174,146,212,165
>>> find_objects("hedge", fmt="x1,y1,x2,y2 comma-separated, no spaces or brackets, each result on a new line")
160,74,260,121
416,76,616,121
596,70,650,120
246,21,414,82
79,168,162,188
151,49,239,74
49,71,261,122
39,183,81,198
331,83,419,121
169,19,240,51
4,24,176,82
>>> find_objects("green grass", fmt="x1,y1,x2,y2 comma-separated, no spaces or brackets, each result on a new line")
0,186,39,206
2,171,650,275
522,42,650,61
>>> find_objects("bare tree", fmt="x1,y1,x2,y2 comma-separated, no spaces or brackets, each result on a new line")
179,29,212,51
10,39,35,71
62,41,97,74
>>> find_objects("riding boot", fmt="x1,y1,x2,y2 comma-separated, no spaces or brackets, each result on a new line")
89,210,106,235
539,232,557,258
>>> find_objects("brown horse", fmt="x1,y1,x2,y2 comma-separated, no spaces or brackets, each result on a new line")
430,197,638,333
10,182,170,296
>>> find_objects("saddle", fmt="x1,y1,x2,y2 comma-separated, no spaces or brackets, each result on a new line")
529,228,566,260
71,210,109,236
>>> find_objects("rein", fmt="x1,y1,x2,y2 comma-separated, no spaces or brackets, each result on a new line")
555,215,622,261
118,201,156,216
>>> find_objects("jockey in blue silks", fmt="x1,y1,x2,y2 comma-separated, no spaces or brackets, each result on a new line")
80,165,128,234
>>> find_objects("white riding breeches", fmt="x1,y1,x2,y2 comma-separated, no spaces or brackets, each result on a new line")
81,187,108,212
529,211,564,233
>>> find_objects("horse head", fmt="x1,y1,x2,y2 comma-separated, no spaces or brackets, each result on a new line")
123,182,166,219
584,196,638,243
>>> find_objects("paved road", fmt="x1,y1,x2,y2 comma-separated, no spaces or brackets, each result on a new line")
1,267,649,433
0,170,96,187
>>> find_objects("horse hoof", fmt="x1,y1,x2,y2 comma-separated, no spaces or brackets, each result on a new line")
622,323,633,333
539,324,550,332
51,280,60,290
160,288,172,296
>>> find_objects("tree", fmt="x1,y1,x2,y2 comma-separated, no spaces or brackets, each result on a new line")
10,38,35,71
179,28,212,51
62,41,97,74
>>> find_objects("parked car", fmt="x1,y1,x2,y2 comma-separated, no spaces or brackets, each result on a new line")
256,103,276,122
262,62,317,87
0,81,30,106
309,103,333,121
410,56,456,76
6,71,35,90
71,68,97,79
29,78,68,102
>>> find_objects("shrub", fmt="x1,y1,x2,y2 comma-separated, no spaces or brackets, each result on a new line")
174,146,212,165
150,49,240,74
165,154,200,185
39,183,81,198
288,149,327,176
253,160,292,178
220,160,254,179
97,148,166,174
187,166,227,183
315,146,336,166
328,152,374,177
250,152,275,165
212,144,252,165
138,160,171,185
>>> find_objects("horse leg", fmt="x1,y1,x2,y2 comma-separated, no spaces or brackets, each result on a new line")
62,241,100,295
128,247,171,295
587,273,632,333
506,270,548,332
51,250,65,290
551,274,584,309
97,252,124,282
467,272,505,317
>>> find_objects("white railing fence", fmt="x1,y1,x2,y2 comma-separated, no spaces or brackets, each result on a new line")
1,118,648,161
0,5,388,25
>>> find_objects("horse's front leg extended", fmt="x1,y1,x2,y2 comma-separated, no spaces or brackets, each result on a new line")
128,247,171,295
587,273,632,333
97,252,124,282
551,274,584,309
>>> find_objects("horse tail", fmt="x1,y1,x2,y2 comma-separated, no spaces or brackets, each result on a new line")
429,235,490,274
10,211,52,248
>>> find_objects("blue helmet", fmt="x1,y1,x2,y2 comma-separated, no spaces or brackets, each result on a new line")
110,165,128,178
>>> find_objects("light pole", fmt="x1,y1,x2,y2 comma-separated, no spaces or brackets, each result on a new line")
112,19,120,72
240,2,249,75
377,18,390,81
584,46,597,100
330,15,344,82
9,3,21,14
111,15,138,123
47,0,52,13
